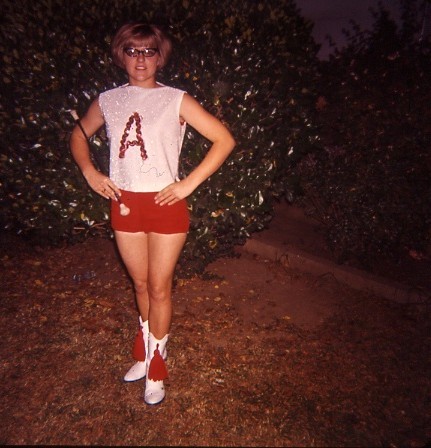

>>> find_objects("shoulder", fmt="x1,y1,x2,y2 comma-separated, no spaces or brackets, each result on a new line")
156,82,182,91
98,85,129,112
157,84,186,97
156,86,187,112
99,84,126,99
180,93,204,112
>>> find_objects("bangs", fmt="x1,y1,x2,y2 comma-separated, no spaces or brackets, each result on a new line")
112,23,172,69
125,36,158,49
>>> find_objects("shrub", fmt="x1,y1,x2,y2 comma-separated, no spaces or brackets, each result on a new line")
0,0,320,275
298,1,431,266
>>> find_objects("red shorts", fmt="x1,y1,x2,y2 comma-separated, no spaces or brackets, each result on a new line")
110,190,190,234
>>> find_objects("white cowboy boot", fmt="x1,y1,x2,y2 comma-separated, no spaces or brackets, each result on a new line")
123,317,149,382
144,333,169,405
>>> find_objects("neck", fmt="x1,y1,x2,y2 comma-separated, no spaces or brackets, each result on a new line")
129,78,159,89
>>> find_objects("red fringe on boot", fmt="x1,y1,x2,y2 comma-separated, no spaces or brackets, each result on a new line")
132,328,146,362
148,344,168,381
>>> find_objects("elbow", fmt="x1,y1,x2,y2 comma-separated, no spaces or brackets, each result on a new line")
69,126,82,154
69,127,77,151
227,133,236,153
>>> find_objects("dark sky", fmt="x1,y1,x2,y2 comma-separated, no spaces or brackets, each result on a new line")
295,0,401,58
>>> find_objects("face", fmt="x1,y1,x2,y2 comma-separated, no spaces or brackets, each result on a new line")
122,40,160,88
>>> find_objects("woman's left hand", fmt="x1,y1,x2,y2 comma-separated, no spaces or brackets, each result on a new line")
154,180,194,206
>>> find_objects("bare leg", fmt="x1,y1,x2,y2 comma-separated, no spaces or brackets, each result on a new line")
114,231,149,320
147,232,187,338
114,230,186,338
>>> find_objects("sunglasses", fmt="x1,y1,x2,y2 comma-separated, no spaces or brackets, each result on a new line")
123,47,159,58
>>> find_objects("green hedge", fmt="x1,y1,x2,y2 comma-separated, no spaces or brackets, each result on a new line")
0,0,320,275
297,2,431,266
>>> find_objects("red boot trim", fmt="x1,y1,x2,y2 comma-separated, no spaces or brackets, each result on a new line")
148,344,168,381
132,328,146,361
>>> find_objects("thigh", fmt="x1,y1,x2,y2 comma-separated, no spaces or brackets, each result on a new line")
147,232,187,288
114,231,149,282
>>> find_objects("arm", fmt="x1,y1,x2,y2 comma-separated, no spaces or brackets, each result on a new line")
69,99,121,199
155,93,236,206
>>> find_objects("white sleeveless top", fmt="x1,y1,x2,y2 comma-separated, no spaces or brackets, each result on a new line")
98,84,186,192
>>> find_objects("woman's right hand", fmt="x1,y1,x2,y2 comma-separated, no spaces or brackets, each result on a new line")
84,168,121,201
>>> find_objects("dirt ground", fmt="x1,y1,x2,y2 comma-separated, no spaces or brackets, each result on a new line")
0,234,430,447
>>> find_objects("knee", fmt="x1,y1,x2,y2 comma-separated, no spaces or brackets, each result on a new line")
148,283,171,304
133,278,148,296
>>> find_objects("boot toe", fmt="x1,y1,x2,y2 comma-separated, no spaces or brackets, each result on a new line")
123,361,147,382
144,379,165,405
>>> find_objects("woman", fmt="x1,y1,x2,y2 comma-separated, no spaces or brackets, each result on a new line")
70,23,235,405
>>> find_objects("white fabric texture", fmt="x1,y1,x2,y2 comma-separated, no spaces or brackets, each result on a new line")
99,84,186,192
